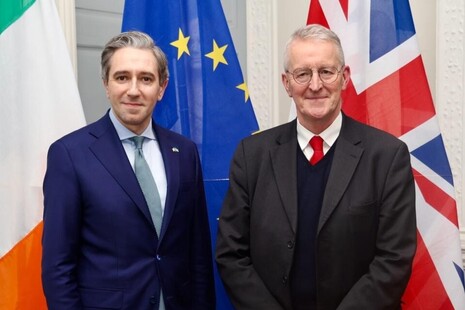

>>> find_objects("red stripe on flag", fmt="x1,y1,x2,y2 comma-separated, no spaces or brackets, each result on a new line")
413,168,459,227
339,0,348,19
307,1,348,25
402,232,453,309
307,0,329,27
342,56,436,137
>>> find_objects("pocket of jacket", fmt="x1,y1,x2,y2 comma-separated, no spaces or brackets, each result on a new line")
348,201,376,215
80,287,123,309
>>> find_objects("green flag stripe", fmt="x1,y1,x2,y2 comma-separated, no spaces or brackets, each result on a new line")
0,0,36,35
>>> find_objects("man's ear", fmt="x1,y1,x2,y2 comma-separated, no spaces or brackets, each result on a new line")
282,73,292,97
341,65,351,90
103,79,110,99
157,79,169,101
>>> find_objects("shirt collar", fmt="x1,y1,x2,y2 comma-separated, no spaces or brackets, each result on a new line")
109,108,156,141
296,112,342,151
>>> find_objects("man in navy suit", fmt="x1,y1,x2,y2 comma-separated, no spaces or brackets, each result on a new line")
42,31,215,309
216,24,416,309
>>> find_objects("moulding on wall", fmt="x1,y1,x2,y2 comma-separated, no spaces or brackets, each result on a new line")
461,231,465,265
437,1,465,251
246,0,277,130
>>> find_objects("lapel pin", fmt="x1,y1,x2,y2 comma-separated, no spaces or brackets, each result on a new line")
172,147,179,153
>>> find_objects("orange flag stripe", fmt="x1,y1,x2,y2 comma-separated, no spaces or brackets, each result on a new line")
0,222,47,309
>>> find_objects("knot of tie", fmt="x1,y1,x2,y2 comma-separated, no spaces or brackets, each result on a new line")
131,136,145,150
309,135,324,165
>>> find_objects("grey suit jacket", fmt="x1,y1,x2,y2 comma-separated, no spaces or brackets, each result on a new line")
216,114,416,310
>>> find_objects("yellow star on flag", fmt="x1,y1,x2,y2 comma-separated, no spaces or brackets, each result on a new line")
170,28,190,60
205,40,228,70
236,82,250,102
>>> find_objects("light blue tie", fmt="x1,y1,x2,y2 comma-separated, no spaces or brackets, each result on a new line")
131,136,163,235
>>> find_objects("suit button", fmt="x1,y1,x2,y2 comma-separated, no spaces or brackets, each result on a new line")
282,275,288,284
156,254,161,261
287,241,294,249
150,296,157,304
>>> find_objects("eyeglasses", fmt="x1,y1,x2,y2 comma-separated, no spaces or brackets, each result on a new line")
286,66,342,85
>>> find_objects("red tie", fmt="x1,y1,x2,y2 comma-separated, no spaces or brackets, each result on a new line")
309,136,324,165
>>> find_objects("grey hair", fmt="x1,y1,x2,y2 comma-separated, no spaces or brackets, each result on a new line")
283,24,345,71
101,31,169,85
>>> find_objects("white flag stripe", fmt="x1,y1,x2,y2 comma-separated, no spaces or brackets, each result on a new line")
323,0,420,93
410,156,456,198
319,0,349,28
400,116,441,152
0,0,85,256
321,0,371,88
400,115,456,197
415,185,465,309
359,36,420,92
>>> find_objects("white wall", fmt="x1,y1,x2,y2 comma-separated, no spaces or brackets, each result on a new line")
436,1,465,253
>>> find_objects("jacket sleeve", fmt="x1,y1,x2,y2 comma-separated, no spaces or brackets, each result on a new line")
215,141,285,310
42,140,83,309
190,144,216,309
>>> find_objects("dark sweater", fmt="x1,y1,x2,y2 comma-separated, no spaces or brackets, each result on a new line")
290,142,335,310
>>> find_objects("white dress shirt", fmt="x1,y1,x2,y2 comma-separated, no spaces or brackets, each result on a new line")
296,112,342,161
109,109,167,214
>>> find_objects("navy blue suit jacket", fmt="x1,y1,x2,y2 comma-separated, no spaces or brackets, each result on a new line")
42,113,215,309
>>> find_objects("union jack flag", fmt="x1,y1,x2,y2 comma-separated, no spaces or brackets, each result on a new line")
308,0,465,308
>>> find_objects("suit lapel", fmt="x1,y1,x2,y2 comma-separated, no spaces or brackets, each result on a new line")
318,117,363,233
88,115,154,226
154,124,180,243
270,122,298,233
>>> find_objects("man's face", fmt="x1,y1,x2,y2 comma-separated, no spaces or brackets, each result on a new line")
282,38,350,133
104,47,168,135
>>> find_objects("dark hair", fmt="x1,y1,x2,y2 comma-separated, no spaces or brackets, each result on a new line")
101,31,169,85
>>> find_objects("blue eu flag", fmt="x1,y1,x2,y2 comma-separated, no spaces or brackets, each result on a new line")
122,1,259,308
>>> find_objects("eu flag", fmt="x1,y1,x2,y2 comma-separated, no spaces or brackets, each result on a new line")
122,0,259,308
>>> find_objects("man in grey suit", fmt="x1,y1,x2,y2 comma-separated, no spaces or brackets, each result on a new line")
216,24,416,309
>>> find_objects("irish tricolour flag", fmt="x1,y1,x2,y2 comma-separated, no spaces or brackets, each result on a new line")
0,0,85,308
